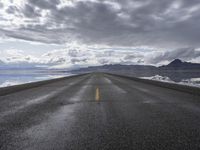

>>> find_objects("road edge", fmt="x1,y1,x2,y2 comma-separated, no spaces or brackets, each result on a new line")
107,73,200,96
0,73,87,96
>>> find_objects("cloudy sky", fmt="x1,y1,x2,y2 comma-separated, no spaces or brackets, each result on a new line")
0,0,200,69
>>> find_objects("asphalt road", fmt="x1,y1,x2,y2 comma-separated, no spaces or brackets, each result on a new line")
0,73,200,150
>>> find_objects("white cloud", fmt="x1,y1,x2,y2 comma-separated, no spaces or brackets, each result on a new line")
0,46,200,69
0,49,39,64
0,44,154,69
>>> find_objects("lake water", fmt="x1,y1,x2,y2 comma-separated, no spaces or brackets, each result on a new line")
0,69,73,87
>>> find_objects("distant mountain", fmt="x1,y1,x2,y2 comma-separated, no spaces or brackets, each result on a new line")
72,59,200,73
168,59,183,67
72,64,157,73
159,59,200,70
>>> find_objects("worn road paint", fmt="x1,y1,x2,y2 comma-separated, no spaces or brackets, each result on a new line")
95,87,100,101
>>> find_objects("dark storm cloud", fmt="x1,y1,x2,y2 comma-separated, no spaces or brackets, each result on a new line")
1,0,200,48
0,2,3,8
28,0,60,10
6,5,19,14
71,58,87,64
0,28,61,44
22,4,41,18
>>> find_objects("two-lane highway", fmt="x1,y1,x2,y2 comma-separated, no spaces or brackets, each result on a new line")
0,73,200,150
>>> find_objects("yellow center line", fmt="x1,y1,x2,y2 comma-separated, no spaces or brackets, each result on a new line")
95,87,100,102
